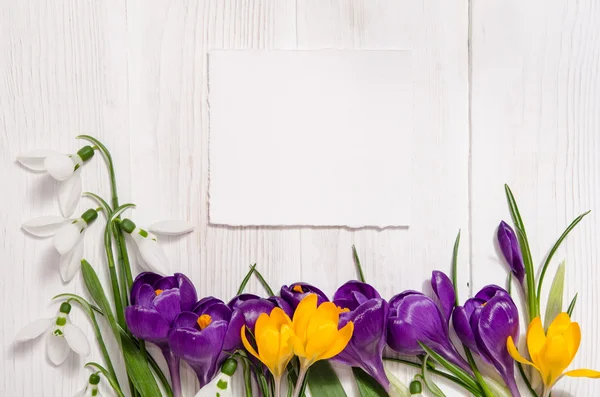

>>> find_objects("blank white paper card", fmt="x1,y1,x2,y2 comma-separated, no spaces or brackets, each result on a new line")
208,50,413,228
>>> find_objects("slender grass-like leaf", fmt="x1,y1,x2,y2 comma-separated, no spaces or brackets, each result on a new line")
536,211,590,306
567,293,579,317
253,267,275,296
505,184,539,318
353,367,386,397
420,355,446,397
237,264,257,295
544,261,566,329
418,343,479,392
307,361,347,397
352,245,366,283
86,362,126,397
110,203,136,222
451,230,461,304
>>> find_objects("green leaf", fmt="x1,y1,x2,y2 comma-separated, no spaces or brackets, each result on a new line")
120,331,163,397
384,369,411,397
418,342,479,392
420,355,446,397
567,293,579,317
451,230,461,304
307,361,347,397
252,267,275,296
352,245,366,283
81,260,163,397
536,211,590,306
237,264,257,295
544,261,566,329
353,367,387,397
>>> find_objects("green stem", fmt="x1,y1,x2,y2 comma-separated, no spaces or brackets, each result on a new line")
292,366,308,397
464,348,494,397
85,362,126,397
452,230,461,303
383,357,479,395
517,363,540,397
77,135,119,208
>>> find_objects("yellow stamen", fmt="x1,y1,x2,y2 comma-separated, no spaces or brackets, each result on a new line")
155,289,163,296
293,285,304,293
197,314,212,330
337,306,350,313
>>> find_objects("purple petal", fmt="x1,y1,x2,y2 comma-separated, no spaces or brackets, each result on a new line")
333,281,381,311
475,285,509,301
452,302,480,354
131,272,163,304
228,294,261,310
198,301,232,323
497,221,525,285
194,296,224,313
154,275,178,291
431,271,455,323
334,298,390,390
126,306,171,343
472,295,520,392
236,299,276,331
153,289,182,325
268,296,294,318
174,273,197,311
169,320,228,387
280,283,329,309
173,311,200,328
136,284,157,308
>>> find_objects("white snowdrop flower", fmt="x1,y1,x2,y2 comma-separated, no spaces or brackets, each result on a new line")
120,218,194,275
73,373,103,397
195,359,237,397
23,209,99,281
17,146,95,216
15,302,90,366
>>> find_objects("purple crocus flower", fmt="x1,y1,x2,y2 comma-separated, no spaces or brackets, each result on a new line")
332,281,390,390
497,221,525,286
125,272,197,397
168,297,243,388
387,271,471,374
280,283,329,309
453,285,521,396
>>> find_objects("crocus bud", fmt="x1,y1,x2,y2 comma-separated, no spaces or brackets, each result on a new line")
497,221,525,286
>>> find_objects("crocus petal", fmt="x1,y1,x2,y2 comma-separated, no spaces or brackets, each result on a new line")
497,221,525,285
130,272,164,305
507,336,536,367
564,369,600,378
125,306,171,342
15,318,53,341
22,216,67,237
526,317,546,362
149,220,194,236
60,239,83,282
17,149,60,171
431,271,455,323
53,221,84,255
174,273,198,311
47,334,70,365
44,154,76,181
58,173,82,217
63,323,90,356
153,289,182,325
280,283,329,310
452,305,478,353
137,238,169,274
547,313,572,339
169,321,228,387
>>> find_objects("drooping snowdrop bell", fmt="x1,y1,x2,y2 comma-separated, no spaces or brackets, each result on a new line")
73,373,103,397
22,209,99,281
120,218,194,274
15,302,90,365
17,146,95,216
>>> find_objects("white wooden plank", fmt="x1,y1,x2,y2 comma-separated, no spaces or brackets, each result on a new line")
471,0,600,395
0,1,130,395
297,1,470,394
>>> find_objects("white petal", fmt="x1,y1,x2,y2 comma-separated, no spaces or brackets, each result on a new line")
47,334,70,365
14,318,53,341
16,149,60,171
53,221,84,255
138,239,169,274
44,154,76,181
149,220,195,236
63,323,90,356
60,239,83,282
22,216,67,237
59,173,82,217
194,374,232,397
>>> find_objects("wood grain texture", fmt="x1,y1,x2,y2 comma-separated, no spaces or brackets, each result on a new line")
470,0,600,395
10,0,600,396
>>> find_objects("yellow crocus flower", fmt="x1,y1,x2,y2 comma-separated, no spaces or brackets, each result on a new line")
507,313,600,396
241,307,295,396
292,293,354,369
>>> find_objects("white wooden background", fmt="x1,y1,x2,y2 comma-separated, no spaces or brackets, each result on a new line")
1,0,598,396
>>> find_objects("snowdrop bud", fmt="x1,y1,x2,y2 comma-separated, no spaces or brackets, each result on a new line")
409,380,422,395
89,373,100,385
59,302,72,314
120,218,136,234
